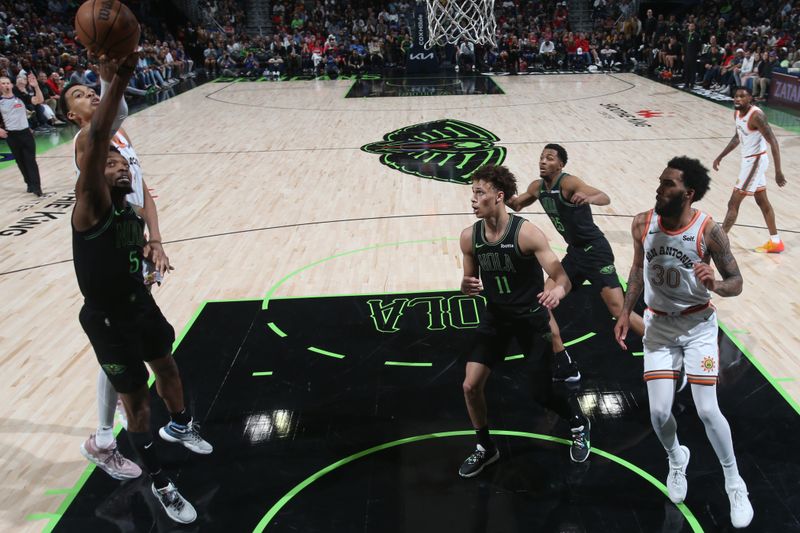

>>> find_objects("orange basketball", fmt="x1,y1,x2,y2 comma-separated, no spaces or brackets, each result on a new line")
74,0,140,59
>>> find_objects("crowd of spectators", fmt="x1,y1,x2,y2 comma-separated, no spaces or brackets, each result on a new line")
193,0,798,106
0,0,195,134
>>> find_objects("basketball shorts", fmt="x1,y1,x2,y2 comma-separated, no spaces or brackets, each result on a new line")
562,237,621,291
79,304,175,393
735,152,769,195
642,307,718,386
468,305,552,368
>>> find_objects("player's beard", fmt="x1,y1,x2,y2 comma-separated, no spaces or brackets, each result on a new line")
654,193,684,218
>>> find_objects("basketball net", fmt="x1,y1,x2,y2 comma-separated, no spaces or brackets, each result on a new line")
425,0,497,48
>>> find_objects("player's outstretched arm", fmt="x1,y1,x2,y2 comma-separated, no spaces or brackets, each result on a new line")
520,222,570,309
695,220,743,297
751,111,786,187
615,211,647,349
563,175,610,206
506,179,541,211
713,132,739,170
460,227,483,295
73,53,139,231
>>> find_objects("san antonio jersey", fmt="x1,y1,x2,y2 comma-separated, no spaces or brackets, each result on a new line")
642,209,712,315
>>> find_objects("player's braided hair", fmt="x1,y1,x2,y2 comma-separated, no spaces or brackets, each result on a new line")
472,164,518,200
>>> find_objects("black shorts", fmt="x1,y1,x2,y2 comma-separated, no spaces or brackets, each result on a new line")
562,237,621,291
79,304,175,393
468,305,552,368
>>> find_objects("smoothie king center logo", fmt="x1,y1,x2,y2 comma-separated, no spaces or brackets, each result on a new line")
599,104,674,127
360,119,506,185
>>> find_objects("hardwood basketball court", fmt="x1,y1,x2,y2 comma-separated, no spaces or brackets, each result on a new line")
0,73,798,531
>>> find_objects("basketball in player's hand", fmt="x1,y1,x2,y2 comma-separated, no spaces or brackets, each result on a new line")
74,0,140,59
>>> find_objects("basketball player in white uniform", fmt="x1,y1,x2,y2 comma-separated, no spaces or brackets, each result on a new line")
713,86,787,253
60,62,172,480
615,156,753,528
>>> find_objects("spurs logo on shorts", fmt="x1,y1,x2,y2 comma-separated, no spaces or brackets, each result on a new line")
701,356,716,373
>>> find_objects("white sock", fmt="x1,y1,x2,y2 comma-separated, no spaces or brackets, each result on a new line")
95,426,115,449
770,234,781,243
690,384,740,481
96,370,118,449
647,378,684,463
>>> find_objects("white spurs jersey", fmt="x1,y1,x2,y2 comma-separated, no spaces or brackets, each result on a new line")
73,130,145,209
642,209,712,314
735,106,768,158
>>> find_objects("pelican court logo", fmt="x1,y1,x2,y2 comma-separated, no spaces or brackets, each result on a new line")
361,119,506,185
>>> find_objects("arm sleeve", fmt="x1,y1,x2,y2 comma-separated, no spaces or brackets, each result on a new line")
99,77,128,134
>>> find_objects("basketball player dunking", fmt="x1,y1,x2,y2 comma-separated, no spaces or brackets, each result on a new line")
60,57,175,481
615,156,753,529
68,52,210,524
458,165,591,479
713,86,787,253
507,144,645,379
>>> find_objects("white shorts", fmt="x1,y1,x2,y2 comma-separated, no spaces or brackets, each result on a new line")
642,307,718,386
735,152,769,195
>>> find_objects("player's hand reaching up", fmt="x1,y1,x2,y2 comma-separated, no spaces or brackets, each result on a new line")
461,276,483,296
693,262,716,291
537,285,565,309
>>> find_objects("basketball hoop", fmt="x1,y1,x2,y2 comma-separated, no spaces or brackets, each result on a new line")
425,0,497,48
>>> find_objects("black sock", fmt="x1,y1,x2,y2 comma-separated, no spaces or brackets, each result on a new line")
127,431,163,477
170,408,191,427
475,426,495,452
554,349,570,362
149,468,170,489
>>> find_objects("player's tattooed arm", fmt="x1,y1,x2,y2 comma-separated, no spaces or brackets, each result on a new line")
615,212,647,349
713,132,739,170
752,111,786,186
703,222,743,297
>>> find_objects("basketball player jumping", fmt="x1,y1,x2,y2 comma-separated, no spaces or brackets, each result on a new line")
507,144,645,379
713,86,787,253
615,156,753,529
458,165,591,478
61,56,174,481
70,52,209,524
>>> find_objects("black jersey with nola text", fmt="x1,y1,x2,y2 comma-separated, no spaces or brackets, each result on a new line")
72,205,154,316
473,214,545,315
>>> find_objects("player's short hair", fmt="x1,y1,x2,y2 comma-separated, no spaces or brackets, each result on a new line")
667,156,710,202
544,143,568,165
472,164,517,200
734,85,752,95
58,82,80,125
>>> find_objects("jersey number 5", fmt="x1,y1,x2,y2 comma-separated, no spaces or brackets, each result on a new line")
129,251,140,273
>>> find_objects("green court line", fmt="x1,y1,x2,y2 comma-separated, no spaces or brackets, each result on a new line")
262,237,458,310
252,429,703,533
563,332,596,347
632,351,644,357
775,377,796,383
504,354,525,361
25,513,60,521
43,488,73,496
728,329,749,335
267,322,287,338
307,346,346,359
384,361,433,367
40,299,210,532
719,321,800,416
252,371,274,376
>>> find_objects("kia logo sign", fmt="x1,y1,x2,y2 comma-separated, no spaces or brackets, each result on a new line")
409,52,435,60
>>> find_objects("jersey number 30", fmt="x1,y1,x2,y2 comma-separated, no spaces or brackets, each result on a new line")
650,264,680,288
